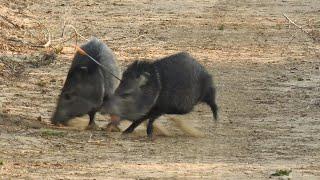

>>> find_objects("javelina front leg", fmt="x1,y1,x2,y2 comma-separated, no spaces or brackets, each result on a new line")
123,118,146,134
146,115,160,140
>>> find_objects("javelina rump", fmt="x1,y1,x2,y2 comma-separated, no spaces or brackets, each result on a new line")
51,37,120,129
101,52,218,138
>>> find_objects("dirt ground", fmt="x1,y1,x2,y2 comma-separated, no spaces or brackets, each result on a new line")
1,0,320,179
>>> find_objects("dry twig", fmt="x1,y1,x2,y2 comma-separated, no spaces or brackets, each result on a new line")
102,36,126,42
87,133,105,144
0,15,20,28
65,25,88,41
283,13,310,35
33,20,52,48
283,13,319,42
61,20,67,38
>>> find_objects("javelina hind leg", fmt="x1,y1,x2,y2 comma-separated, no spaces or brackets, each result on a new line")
202,87,218,120
123,118,146,134
86,111,100,130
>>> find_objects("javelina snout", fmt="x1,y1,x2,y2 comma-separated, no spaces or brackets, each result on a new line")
100,52,218,138
51,90,94,125
100,70,157,121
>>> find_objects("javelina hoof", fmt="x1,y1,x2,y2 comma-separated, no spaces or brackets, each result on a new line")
86,123,101,131
105,123,121,132
120,132,130,139
145,122,171,137
148,135,156,142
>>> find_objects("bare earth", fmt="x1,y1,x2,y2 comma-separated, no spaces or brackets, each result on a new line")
0,0,320,179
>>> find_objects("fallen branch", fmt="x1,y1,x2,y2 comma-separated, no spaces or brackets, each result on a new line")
43,32,51,48
54,33,77,44
64,138,85,145
102,36,126,42
282,13,317,42
33,20,52,48
61,20,67,38
87,133,105,144
66,25,88,41
0,15,20,28
26,22,87,50
283,13,310,35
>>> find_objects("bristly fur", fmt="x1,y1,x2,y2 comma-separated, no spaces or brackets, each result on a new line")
123,60,154,78
51,37,120,127
104,51,218,138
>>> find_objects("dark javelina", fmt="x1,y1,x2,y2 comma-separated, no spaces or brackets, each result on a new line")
51,37,120,129
101,52,218,138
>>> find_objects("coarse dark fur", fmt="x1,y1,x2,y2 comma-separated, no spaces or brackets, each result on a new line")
101,52,218,138
51,37,120,128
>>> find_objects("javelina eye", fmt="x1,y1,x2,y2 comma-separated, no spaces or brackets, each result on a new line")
63,91,77,100
121,92,130,97
120,92,131,98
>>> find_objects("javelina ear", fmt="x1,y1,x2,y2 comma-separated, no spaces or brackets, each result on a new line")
132,61,139,68
138,72,150,86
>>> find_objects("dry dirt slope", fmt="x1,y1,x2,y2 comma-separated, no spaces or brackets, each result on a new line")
0,0,320,179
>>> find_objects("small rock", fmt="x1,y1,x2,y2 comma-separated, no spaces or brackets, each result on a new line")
310,99,320,107
50,79,56,82
297,77,304,81
37,116,42,121
41,51,56,65
300,113,307,117
0,63,4,70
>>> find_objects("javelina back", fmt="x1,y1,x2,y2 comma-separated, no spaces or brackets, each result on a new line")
101,52,218,138
51,37,120,129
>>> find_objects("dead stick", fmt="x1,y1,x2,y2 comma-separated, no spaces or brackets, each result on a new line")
282,13,311,36
43,32,51,48
34,20,52,48
66,25,88,41
61,20,67,38
102,36,126,42
64,138,85,145
0,15,20,28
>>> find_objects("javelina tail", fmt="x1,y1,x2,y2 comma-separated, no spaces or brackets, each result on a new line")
168,117,205,138
203,86,218,120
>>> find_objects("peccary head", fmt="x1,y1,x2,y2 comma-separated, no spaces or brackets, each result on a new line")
101,61,161,120
51,61,105,126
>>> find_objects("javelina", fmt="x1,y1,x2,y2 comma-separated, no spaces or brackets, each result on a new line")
101,52,218,138
51,37,121,129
